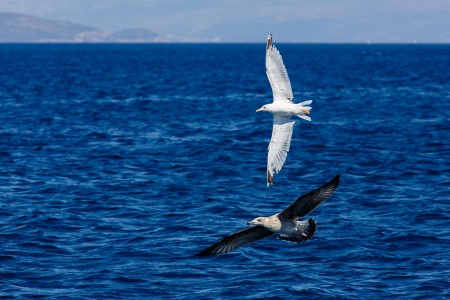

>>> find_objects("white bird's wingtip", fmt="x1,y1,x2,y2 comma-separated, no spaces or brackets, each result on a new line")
267,170,274,187
266,34,273,51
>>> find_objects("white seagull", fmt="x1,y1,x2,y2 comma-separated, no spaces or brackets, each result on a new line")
195,175,340,256
256,34,313,186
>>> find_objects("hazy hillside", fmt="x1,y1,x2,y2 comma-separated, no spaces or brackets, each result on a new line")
110,28,160,42
0,12,166,42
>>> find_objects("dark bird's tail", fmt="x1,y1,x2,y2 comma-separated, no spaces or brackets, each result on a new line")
278,218,317,243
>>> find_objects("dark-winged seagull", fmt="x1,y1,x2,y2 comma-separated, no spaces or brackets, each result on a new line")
195,175,340,256
256,34,313,186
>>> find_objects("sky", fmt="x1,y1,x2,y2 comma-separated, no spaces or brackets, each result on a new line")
1,0,450,42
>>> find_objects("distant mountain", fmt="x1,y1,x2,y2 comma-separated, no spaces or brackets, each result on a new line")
0,12,168,42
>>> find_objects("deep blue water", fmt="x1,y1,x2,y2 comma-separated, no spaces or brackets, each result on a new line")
0,43,449,299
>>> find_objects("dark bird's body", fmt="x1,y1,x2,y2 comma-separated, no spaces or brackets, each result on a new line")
196,175,340,256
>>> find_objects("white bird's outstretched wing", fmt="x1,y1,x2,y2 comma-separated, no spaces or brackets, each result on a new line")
267,115,295,186
266,34,293,103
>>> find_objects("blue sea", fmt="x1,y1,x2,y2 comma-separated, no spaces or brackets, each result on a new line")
0,43,449,299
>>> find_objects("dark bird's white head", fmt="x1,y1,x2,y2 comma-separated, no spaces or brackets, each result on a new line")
247,217,268,226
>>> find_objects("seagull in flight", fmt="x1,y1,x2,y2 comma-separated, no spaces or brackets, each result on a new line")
195,175,339,256
256,34,313,186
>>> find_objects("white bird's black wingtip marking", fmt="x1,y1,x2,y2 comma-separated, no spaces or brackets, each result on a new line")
267,170,274,187
266,34,273,51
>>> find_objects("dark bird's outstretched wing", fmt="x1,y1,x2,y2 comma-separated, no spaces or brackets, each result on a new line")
278,175,340,220
195,226,274,256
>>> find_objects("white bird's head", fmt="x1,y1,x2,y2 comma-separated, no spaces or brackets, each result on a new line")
247,216,269,226
256,104,273,113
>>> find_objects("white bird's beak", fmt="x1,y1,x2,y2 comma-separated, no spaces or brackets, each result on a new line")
247,221,257,225
256,108,262,113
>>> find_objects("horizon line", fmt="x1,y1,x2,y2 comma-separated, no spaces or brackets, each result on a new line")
1,41,450,45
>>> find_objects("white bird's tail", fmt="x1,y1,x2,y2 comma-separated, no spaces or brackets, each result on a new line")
297,100,313,121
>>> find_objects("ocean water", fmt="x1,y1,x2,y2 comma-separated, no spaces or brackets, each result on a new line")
0,43,449,299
